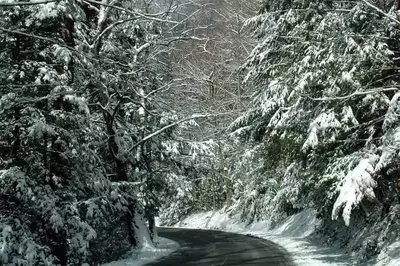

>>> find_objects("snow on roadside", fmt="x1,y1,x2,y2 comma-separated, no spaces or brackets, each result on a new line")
101,237,179,266
172,209,356,266
375,240,400,266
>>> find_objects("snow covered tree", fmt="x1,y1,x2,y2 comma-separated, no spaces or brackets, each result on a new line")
154,0,263,224
230,0,400,261
0,0,221,264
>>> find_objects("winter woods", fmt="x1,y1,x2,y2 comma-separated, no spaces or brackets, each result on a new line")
228,0,400,262
0,0,228,264
2,0,400,265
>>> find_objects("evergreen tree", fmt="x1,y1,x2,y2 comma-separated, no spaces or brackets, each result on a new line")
0,0,214,264
231,0,400,261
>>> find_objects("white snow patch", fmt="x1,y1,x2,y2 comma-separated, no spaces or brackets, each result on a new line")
332,155,378,226
170,209,356,266
101,237,179,266
376,240,400,266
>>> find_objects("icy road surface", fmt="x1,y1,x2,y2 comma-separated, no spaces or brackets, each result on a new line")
146,227,295,266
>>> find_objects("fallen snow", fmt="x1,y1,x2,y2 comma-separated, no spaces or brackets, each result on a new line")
171,209,357,266
101,237,179,266
375,240,400,266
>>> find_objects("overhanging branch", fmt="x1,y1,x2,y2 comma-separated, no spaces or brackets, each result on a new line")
0,0,55,6
0,26,62,45
362,0,400,25
85,0,179,24
302,87,399,101
128,113,230,152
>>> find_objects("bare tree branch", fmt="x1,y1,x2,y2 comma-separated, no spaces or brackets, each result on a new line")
160,36,208,46
85,0,180,24
91,17,137,50
129,113,230,152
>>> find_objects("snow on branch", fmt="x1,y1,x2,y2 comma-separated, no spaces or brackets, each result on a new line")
302,87,399,101
331,155,379,226
302,111,341,150
64,95,90,115
129,113,228,152
85,0,179,24
382,91,400,131
91,18,138,51
362,0,400,25
0,0,55,6
375,126,400,172
0,27,77,53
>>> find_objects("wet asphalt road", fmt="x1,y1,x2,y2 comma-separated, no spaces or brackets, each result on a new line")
147,228,296,266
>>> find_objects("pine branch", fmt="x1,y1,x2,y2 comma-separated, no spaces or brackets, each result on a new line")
0,0,55,6
362,0,400,25
15,91,77,105
0,26,61,44
302,87,399,101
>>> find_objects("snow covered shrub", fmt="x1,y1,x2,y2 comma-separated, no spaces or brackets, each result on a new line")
158,137,222,225
157,173,194,225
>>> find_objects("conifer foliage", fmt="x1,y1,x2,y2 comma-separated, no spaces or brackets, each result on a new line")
229,0,400,260
0,0,209,265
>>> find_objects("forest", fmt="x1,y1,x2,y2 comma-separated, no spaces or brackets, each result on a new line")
1,0,400,265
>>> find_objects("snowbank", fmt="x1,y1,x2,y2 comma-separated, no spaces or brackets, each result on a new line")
375,240,400,266
173,209,356,266
101,237,179,266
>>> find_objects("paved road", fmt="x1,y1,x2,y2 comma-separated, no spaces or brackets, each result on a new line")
147,228,295,266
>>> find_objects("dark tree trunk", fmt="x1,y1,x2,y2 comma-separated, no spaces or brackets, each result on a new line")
126,204,137,246
147,214,156,240
104,111,128,182
11,107,21,165
63,17,75,83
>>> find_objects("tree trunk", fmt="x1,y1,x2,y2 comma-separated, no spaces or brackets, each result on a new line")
224,168,232,206
104,111,128,182
147,214,156,240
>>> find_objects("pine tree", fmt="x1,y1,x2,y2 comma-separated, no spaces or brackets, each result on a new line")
231,0,400,260
0,0,215,264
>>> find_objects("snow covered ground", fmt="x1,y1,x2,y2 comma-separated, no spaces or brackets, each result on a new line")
375,240,400,266
101,208,399,266
101,237,179,266
171,209,359,266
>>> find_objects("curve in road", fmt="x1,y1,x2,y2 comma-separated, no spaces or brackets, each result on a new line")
147,227,296,266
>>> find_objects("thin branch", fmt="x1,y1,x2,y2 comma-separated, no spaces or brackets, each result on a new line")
15,91,77,105
0,83,61,88
81,0,100,12
0,0,55,6
302,87,399,101
144,81,175,98
85,0,179,24
0,26,62,45
160,36,209,46
362,0,400,25
133,43,151,62
128,113,228,152
91,17,137,49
